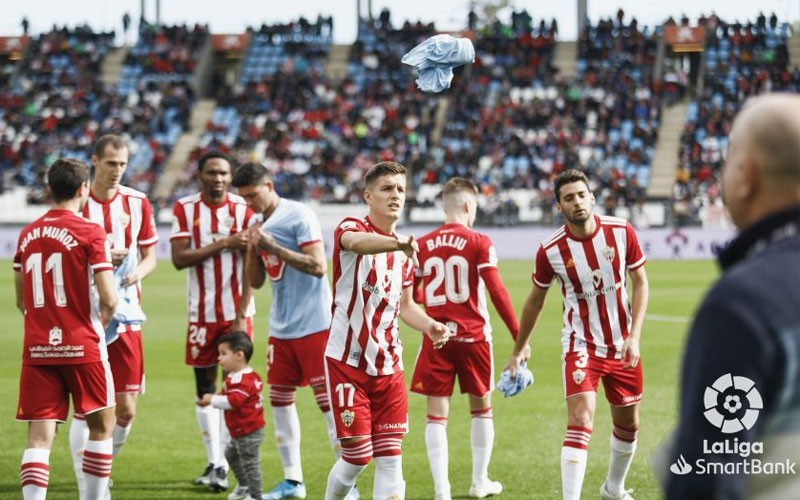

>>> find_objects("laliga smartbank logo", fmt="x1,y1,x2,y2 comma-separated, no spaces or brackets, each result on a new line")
670,373,797,476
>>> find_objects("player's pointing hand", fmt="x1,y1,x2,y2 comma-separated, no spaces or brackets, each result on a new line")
396,234,419,268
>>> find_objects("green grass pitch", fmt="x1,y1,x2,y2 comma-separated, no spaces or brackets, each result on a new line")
0,258,718,499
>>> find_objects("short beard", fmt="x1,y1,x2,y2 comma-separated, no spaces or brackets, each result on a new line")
564,210,592,225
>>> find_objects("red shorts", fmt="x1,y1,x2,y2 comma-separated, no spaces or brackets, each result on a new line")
324,357,408,439
268,331,328,387
108,328,145,394
562,351,643,406
185,318,253,367
410,337,493,398
17,361,115,422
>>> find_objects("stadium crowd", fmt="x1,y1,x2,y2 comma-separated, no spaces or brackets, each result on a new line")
673,14,799,225
0,9,795,229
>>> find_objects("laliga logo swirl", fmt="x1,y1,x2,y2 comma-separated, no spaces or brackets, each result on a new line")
703,373,763,434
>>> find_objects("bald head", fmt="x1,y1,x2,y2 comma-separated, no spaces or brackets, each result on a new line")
732,94,800,186
723,94,800,228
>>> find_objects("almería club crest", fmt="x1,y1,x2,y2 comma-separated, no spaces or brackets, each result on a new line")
602,246,615,262
340,409,355,428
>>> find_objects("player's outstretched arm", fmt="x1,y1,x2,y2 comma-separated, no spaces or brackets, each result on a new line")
170,231,250,270
341,231,418,263
504,284,547,377
399,285,450,349
94,269,118,327
253,227,327,277
621,265,649,369
480,266,520,339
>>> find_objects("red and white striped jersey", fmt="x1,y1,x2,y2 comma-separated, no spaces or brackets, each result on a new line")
533,215,646,359
416,223,497,342
14,210,113,365
170,193,258,323
325,217,415,376
82,186,158,316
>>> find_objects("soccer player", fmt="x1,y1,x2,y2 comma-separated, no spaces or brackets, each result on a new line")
15,158,117,500
171,151,258,491
666,94,800,498
231,162,337,500
505,169,649,500
69,134,158,498
412,177,520,500
324,161,451,500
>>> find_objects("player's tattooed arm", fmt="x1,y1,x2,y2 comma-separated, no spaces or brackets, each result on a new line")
252,226,326,278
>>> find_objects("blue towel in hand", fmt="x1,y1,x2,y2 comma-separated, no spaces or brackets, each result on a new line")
401,34,475,93
105,255,147,344
496,362,534,398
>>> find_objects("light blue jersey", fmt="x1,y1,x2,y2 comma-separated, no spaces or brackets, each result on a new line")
259,199,332,339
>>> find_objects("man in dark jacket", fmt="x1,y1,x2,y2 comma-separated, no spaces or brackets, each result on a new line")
666,94,800,499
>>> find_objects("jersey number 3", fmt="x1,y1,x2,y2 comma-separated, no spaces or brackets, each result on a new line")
424,255,469,306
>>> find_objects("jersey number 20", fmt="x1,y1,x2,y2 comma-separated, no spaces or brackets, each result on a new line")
424,255,469,306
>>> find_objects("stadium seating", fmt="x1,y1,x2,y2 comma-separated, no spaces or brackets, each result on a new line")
675,15,798,225
0,26,115,201
0,10,795,227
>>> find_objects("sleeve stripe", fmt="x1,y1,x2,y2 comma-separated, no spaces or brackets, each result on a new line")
627,256,647,270
170,233,191,240
13,263,21,270
91,263,113,272
477,263,496,270
138,236,159,245
533,277,551,289
298,239,321,248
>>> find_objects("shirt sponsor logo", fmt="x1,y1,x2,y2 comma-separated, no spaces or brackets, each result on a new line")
28,344,85,359
361,280,400,302
263,253,286,281
576,280,622,300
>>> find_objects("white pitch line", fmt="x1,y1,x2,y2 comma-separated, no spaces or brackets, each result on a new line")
646,314,691,323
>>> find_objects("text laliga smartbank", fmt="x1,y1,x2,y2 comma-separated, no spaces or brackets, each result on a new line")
670,373,798,477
